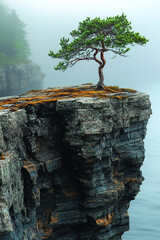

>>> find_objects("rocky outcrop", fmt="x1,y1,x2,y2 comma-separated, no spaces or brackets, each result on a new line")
0,62,44,97
0,85,151,239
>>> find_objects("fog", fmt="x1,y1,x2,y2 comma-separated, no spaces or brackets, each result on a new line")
1,0,160,239
3,0,160,95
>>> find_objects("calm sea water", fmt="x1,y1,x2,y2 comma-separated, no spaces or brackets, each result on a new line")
123,88,160,240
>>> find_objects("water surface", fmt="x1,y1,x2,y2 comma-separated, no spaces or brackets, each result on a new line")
123,87,160,240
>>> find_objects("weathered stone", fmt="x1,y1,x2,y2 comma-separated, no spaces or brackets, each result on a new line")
45,158,61,172
0,86,151,239
0,202,13,233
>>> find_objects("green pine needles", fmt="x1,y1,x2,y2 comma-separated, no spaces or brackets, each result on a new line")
49,14,148,89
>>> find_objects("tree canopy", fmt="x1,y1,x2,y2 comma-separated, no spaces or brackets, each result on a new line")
0,3,30,64
49,14,148,89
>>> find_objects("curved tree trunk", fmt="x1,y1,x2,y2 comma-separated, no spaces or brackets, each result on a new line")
97,67,104,90
97,51,106,90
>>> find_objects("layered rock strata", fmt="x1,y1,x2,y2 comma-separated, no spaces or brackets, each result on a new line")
0,62,44,97
0,86,151,239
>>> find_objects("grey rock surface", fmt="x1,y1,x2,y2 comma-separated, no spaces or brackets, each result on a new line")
0,88,151,239
0,62,44,97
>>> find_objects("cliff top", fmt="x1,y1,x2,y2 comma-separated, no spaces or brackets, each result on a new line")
0,84,137,112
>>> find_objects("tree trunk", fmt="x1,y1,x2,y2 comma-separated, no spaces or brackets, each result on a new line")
97,67,104,90
97,51,106,90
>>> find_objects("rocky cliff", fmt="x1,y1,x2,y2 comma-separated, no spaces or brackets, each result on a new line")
0,85,151,240
0,62,44,97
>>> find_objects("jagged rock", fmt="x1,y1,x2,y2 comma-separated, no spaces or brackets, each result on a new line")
0,62,44,97
0,85,151,239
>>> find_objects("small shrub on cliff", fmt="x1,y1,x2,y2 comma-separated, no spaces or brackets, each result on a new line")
49,14,148,89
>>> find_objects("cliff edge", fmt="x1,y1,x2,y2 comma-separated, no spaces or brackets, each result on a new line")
0,85,151,240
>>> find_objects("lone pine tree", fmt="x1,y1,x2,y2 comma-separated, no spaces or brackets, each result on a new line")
49,14,148,89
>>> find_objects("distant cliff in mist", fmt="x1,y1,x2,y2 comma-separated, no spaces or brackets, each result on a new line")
0,62,44,97
0,3,44,97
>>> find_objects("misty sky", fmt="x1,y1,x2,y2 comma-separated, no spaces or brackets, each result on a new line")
1,1,160,238
2,0,160,95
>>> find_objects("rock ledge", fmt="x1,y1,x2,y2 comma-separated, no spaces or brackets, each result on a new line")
0,85,151,240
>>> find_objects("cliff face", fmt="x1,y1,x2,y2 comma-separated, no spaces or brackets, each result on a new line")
0,62,44,97
0,86,151,240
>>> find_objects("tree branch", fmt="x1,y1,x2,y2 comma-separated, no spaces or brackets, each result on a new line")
100,51,106,68
107,48,128,57
93,49,102,65
67,56,95,67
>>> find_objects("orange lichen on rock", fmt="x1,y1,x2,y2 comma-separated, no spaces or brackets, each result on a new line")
0,153,5,160
23,161,37,172
124,177,137,184
42,227,52,239
62,187,78,197
115,180,118,184
50,214,58,224
96,212,114,227
112,171,124,185
0,85,136,111
121,88,136,92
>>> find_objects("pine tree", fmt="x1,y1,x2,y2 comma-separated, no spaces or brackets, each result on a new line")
49,14,148,89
